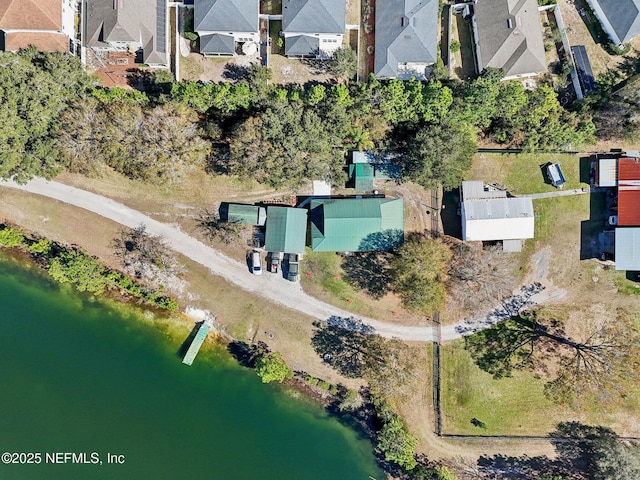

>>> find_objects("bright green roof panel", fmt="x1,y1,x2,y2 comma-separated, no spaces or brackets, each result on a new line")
226,204,265,225
310,198,404,252
353,163,374,191
264,206,308,253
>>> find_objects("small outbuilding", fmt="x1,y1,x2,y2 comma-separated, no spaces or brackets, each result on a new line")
349,163,375,191
615,227,640,270
546,163,566,188
618,157,640,226
221,204,267,226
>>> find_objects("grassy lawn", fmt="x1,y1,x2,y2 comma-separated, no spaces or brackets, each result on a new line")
442,340,568,435
300,249,424,324
470,152,587,195
443,152,640,437
442,338,640,437
300,250,382,319
613,270,640,295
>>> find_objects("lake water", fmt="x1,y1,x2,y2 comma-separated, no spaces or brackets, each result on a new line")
0,253,383,480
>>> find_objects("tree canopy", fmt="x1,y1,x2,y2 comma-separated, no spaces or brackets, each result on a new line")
0,48,601,192
255,352,293,383
0,48,92,182
390,234,451,315
465,309,640,406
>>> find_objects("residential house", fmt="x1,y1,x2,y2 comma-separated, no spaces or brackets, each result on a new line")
309,198,404,252
282,0,345,58
471,0,546,80
586,0,640,47
195,0,259,56
591,152,640,271
85,0,168,68
264,206,307,254
374,0,438,79
0,0,74,52
461,180,534,252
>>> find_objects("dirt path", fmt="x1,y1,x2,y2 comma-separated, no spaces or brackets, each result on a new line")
2,179,437,341
1,178,568,344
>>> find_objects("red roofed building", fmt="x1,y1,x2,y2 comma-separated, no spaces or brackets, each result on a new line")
618,157,640,226
0,0,76,53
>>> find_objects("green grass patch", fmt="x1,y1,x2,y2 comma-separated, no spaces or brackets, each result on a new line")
471,153,587,195
614,271,640,295
442,340,570,436
442,338,640,436
300,250,379,318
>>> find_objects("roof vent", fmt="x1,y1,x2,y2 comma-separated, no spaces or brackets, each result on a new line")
401,16,409,26
507,18,514,29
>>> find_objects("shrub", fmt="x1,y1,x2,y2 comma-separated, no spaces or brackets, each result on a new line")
0,227,25,248
450,40,460,53
255,352,293,383
28,239,53,257
305,376,319,386
317,380,331,391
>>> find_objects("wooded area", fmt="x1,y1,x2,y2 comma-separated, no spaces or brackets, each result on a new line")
0,50,597,191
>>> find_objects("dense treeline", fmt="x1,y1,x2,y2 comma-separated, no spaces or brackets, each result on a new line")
0,48,92,182
0,49,596,191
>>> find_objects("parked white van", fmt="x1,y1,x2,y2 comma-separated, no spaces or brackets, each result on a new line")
251,250,262,275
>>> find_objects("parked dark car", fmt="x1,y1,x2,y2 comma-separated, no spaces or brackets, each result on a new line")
287,254,299,282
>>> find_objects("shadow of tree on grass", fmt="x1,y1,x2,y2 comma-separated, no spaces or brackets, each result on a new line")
341,251,393,299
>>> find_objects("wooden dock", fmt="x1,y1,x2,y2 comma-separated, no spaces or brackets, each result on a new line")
182,323,210,366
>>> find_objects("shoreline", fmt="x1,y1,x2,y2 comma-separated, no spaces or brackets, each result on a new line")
0,226,386,469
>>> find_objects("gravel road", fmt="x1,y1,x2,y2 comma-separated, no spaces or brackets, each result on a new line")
1,179,436,341
1,178,566,343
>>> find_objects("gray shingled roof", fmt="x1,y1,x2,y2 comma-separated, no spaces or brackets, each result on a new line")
282,0,345,34
195,0,258,33
587,0,640,45
374,0,438,79
473,0,546,78
85,0,167,66
200,33,235,54
284,34,319,56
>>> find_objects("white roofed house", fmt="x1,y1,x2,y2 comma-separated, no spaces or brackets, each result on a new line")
461,181,534,252
194,0,259,56
282,0,346,58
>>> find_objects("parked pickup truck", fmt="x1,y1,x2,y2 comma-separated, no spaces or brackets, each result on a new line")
287,254,299,282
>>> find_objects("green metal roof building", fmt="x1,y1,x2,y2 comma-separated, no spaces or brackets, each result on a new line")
349,163,375,191
310,198,404,252
224,204,267,226
264,206,308,253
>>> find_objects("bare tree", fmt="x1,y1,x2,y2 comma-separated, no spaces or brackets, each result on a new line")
112,225,184,294
465,309,640,406
447,240,516,312
198,210,248,245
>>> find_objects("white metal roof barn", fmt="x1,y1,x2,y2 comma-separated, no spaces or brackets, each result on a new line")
461,181,534,250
